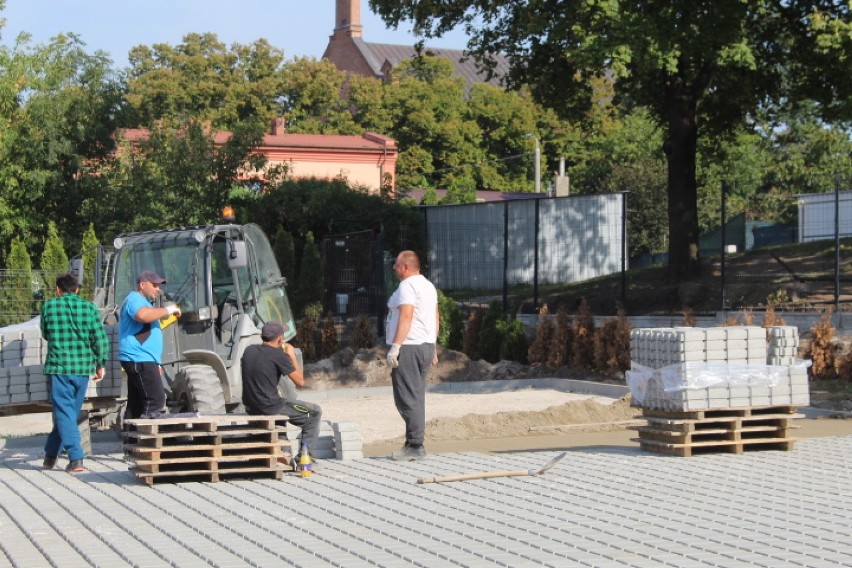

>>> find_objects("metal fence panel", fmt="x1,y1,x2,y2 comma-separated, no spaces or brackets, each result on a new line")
425,194,624,291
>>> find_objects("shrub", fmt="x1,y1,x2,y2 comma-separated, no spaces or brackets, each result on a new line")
682,306,697,327
546,305,572,368
321,311,339,357
572,298,596,370
594,306,632,373
353,314,375,349
808,310,836,381
296,302,322,362
527,304,552,365
0,238,35,326
837,347,852,382
478,301,504,363
437,290,464,350
762,302,785,327
498,318,528,364
463,309,482,360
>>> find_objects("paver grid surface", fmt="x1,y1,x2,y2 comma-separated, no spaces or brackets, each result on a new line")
0,436,851,567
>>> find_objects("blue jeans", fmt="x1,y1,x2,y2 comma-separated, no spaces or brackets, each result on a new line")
44,374,89,461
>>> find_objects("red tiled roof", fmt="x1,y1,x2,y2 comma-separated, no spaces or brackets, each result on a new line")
118,128,396,152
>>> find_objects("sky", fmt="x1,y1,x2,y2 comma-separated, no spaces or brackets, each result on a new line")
0,0,470,68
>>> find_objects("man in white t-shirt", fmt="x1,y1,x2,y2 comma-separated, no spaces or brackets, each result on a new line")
386,250,439,461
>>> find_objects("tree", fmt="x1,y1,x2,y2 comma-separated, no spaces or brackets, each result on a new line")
123,34,286,131
297,232,325,315
79,223,100,302
0,19,120,260
273,227,297,289
370,1,852,277
0,237,35,325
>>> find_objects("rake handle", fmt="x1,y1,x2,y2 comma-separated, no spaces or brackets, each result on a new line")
417,469,533,484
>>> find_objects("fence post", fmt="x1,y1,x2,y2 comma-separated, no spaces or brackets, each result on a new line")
835,174,841,313
534,197,540,310
502,201,509,317
720,181,728,311
621,192,627,303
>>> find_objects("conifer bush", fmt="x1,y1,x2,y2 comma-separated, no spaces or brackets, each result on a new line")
571,298,596,370
321,311,339,357
296,302,322,362
808,311,836,380
546,305,572,368
527,304,552,365
353,313,375,349
463,309,482,360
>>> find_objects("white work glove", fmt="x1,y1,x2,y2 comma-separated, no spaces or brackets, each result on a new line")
165,303,181,316
387,343,401,368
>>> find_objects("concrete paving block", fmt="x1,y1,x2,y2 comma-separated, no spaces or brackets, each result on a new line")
334,430,362,443
750,396,772,406
8,384,27,395
723,327,749,340
9,393,29,403
729,397,751,407
704,328,727,341
0,394,9,404
791,393,810,406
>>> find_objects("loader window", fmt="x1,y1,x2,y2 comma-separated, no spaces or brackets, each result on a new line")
113,233,203,312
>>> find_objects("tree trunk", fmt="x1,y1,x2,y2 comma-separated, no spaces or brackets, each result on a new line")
664,78,701,279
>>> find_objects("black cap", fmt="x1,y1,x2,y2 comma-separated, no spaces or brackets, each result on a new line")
137,271,166,284
261,321,285,341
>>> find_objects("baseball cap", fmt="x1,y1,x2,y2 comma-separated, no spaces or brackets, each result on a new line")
137,271,167,285
261,321,285,341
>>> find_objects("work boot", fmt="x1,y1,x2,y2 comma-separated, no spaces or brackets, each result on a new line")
391,444,426,461
65,459,85,474
43,455,57,469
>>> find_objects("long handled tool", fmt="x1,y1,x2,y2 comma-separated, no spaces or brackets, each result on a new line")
417,452,567,484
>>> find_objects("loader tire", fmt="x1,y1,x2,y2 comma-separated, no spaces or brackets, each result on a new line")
175,365,227,415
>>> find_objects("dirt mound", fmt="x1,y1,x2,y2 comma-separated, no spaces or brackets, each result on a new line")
425,396,639,441
304,344,623,390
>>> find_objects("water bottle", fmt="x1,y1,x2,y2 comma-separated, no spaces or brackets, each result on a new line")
298,443,313,478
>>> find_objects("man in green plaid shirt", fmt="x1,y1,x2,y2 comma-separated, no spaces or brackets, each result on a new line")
40,273,109,473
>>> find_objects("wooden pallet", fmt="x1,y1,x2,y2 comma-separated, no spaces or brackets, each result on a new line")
631,406,803,457
124,415,293,485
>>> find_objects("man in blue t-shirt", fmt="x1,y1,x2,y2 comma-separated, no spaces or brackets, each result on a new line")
119,271,181,419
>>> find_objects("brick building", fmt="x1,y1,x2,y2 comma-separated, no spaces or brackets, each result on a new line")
323,0,509,88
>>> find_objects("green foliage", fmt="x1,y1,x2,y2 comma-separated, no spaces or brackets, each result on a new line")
437,289,464,350
79,223,100,301
92,119,266,237
297,232,324,316
0,238,35,325
37,222,69,312
123,34,286,131
296,302,323,363
497,318,528,364
246,177,425,255
0,30,120,259
272,228,297,288
477,301,504,363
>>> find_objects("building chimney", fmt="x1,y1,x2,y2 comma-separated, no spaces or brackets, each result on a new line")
271,117,286,135
335,0,363,38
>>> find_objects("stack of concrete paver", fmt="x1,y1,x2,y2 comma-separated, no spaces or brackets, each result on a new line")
627,325,808,456
286,419,363,460
627,325,809,411
0,326,124,407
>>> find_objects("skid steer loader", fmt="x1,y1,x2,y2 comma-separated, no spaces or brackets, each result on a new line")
106,222,297,414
